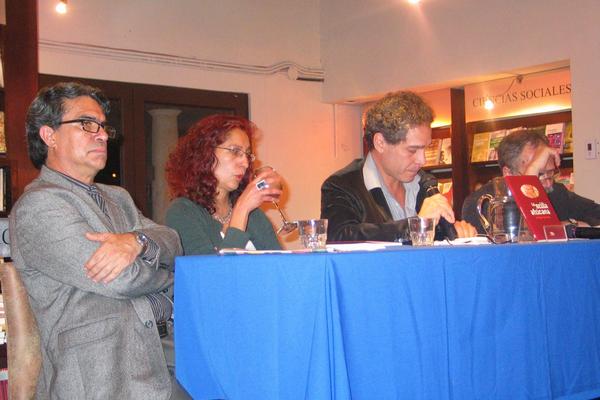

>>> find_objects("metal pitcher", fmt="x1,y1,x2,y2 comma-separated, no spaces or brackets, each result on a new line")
477,177,522,243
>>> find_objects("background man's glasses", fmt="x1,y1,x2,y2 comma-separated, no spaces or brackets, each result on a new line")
538,167,560,180
214,146,256,162
57,118,117,139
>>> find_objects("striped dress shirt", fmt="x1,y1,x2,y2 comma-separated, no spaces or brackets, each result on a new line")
54,170,172,323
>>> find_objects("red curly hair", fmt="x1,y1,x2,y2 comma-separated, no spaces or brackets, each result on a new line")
166,114,256,214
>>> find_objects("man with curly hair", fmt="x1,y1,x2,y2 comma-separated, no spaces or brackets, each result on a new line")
321,91,476,242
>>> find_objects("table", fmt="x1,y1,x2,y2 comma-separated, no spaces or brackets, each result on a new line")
175,241,600,399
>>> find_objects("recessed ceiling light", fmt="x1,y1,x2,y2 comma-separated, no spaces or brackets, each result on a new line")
408,0,421,4
55,0,68,14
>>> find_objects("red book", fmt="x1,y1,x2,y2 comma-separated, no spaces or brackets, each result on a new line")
504,175,567,241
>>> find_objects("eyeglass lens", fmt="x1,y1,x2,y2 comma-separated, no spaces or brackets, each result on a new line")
217,146,255,162
59,119,117,138
81,120,116,138
539,168,559,179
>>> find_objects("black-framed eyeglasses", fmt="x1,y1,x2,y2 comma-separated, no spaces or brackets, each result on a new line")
537,167,560,181
57,118,117,139
214,146,256,162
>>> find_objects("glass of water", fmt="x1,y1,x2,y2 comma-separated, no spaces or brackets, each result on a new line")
297,219,328,249
408,216,436,246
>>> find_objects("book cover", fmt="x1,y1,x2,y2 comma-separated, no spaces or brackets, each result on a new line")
424,138,442,166
545,123,566,154
0,112,5,154
487,129,507,161
471,131,491,163
563,121,573,154
439,138,452,165
504,175,566,241
0,168,4,212
439,180,453,205
556,170,574,191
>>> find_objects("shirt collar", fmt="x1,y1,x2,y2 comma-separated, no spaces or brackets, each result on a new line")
363,153,380,191
47,166,98,192
362,152,421,191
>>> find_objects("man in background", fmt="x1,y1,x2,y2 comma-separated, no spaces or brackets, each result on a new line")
9,82,184,399
462,129,600,233
320,91,476,242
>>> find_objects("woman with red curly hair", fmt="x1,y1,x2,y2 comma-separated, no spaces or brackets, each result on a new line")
165,114,282,254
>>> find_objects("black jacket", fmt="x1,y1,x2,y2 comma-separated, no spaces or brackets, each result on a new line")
320,158,447,242
462,179,600,234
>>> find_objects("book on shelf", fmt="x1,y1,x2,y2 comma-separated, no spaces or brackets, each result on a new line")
438,180,453,205
471,131,491,163
0,168,4,213
424,138,442,167
487,129,507,161
545,122,566,154
556,170,574,192
563,121,573,154
0,112,5,154
439,138,452,165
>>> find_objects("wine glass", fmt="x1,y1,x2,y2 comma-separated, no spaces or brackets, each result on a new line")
254,166,297,235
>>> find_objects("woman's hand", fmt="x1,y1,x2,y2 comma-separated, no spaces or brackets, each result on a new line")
227,167,283,232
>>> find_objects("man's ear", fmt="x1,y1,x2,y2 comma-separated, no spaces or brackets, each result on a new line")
373,132,386,153
39,125,57,148
501,166,512,176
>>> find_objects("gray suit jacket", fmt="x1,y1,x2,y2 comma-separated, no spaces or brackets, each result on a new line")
9,166,182,400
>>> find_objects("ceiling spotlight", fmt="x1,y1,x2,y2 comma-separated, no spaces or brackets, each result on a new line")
55,0,68,14
484,99,495,110
408,0,421,4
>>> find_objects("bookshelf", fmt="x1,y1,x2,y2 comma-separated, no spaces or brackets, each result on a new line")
424,105,573,219
423,125,454,204
465,110,573,193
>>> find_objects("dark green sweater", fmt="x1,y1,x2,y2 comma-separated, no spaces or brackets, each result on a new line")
165,197,281,255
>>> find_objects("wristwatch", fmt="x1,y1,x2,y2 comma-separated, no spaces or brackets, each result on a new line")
134,231,149,256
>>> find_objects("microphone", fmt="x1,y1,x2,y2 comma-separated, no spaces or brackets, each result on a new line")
565,224,600,239
422,175,458,241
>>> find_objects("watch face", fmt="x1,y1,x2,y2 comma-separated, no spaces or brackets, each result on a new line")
136,232,148,247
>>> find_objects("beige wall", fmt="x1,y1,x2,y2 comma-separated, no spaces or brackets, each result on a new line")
321,0,600,202
37,0,363,249
37,0,600,242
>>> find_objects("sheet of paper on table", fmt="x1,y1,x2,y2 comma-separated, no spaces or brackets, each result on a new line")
219,248,300,255
433,236,491,246
325,241,404,252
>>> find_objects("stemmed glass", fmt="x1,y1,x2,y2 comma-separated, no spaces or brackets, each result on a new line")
254,165,297,234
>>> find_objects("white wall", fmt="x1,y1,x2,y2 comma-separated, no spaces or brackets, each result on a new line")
321,0,600,202
38,0,363,249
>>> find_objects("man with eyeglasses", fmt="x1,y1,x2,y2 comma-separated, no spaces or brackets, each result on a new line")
462,129,600,233
9,82,185,399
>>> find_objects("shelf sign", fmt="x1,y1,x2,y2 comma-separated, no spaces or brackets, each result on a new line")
465,68,571,122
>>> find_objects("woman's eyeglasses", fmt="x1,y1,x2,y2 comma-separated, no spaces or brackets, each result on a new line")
214,146,256,162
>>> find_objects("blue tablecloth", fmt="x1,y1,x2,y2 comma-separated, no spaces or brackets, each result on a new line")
175,241,600,399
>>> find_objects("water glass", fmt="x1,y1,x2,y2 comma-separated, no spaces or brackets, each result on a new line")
408,216,435,246
297,219,328,249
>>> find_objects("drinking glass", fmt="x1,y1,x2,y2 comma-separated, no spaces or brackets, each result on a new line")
408,216,436,246
297,219,328,249
254,165,297,235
